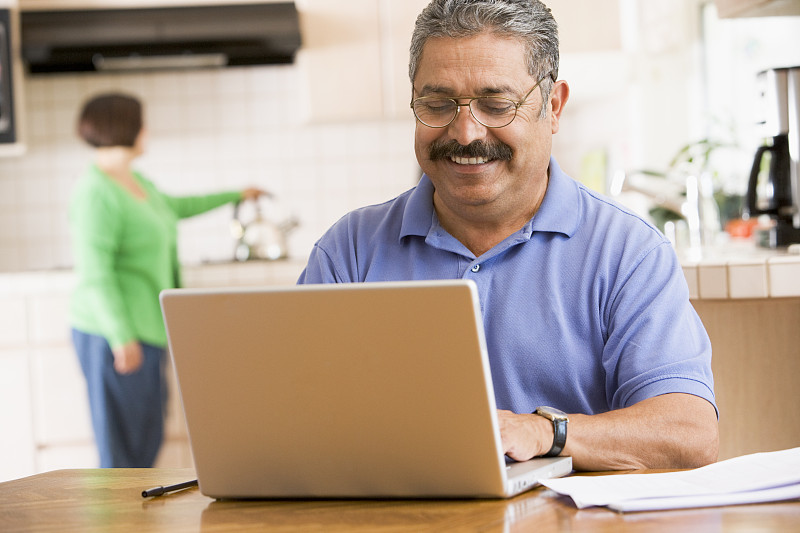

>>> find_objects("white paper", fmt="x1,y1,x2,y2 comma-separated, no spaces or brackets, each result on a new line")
541,447,800,510
607,483,800,512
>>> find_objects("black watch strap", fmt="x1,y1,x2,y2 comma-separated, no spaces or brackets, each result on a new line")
545,416,567,457
534,406,568,457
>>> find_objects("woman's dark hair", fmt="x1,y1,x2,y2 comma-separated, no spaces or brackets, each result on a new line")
77,93,143,148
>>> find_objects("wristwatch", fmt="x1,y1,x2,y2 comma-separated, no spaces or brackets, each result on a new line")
534,406,569,457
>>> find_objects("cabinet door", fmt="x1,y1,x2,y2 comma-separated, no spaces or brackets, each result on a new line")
548,0,621,53
713,0,800,17
19,0,270,9
0,297,34,481
298,0,383,122
0,351,36,482
383,0,430,120
298,0,428,123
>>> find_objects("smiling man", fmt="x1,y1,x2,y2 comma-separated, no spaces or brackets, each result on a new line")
412,32,560,257
298,0,719,471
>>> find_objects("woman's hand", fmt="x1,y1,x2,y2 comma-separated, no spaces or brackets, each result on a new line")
112,341,144,374
241,188,272,202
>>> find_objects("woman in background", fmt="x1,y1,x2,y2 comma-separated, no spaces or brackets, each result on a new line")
70,92,265,467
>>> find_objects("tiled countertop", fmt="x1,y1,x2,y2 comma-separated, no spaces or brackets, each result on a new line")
181,259,306,288
680,242,800,300
2,249,799,300
0,260,307,295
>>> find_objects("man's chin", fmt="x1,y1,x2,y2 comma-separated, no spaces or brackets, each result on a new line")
431,177,503,207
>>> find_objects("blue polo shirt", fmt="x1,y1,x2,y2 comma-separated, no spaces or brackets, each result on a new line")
298,157,716,416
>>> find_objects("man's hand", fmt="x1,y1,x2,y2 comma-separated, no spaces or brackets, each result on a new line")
498,395,719,471
497,409,554,461
111,341,144,374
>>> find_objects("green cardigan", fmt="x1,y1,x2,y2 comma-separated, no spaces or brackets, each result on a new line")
69,164,241,348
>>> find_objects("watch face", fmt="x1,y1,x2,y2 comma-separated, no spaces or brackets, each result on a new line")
537,406,569,421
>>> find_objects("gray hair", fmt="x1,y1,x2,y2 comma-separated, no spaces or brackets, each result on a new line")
409,0,559,116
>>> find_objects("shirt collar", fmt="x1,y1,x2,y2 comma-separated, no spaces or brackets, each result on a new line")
531,157,581,238
400,175,437,239
399,156,581,240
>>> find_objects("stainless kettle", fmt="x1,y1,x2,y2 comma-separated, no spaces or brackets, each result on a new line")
230,198,299,261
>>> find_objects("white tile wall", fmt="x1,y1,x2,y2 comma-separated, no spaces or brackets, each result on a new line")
0,65,421,272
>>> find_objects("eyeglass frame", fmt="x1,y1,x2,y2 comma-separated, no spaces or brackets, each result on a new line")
410,70,556,129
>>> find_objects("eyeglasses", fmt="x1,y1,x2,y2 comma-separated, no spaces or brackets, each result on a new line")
410,71,554,129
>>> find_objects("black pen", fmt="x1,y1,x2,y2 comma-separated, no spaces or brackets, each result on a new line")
141,479,198,498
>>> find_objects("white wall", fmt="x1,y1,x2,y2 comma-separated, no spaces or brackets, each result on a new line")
554,1,800,220
701,5,800,196
552,0,707,191
0,64,420,272
3,1,799,273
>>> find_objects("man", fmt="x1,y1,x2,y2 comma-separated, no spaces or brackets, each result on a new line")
299,0,718,471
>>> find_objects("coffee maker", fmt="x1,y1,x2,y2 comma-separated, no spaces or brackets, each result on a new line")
745,66,800,248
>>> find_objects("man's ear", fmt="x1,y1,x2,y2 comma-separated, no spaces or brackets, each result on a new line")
549,80,569,134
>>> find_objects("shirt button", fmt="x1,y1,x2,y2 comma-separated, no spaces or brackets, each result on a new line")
471,264,481,273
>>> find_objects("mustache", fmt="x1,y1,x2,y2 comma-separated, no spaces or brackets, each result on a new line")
428,139,513,162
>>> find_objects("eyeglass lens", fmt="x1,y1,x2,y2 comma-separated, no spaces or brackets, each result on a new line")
412,97,518,128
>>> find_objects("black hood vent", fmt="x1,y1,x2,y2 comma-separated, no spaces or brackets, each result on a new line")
21,3,301,74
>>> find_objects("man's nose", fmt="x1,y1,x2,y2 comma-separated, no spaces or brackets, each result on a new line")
447,103,487,145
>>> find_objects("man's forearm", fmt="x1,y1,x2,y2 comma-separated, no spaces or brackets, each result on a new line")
564,393,719,471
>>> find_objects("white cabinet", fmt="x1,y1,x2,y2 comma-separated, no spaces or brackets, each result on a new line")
297,0,627,123
297,0,428,122
0,272,184,481
19,0,278,9
0,349,36,481
0,262,305,483
0,275,101,482
548,0,622,53
713,0,800,17
0,294,36,481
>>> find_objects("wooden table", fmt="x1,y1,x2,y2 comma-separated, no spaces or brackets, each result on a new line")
1,468,799,532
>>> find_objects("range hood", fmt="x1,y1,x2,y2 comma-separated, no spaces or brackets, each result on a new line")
20,3,301,74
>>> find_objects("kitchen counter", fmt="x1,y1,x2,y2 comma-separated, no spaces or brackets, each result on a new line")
0,259,307,294
674,243,800,461
1,243,799,300
182,259,306,288
679,241,800,299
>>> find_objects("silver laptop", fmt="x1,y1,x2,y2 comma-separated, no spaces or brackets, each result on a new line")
160,279,572,499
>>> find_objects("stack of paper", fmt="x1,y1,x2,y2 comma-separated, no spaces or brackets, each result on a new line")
541,447,800,512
